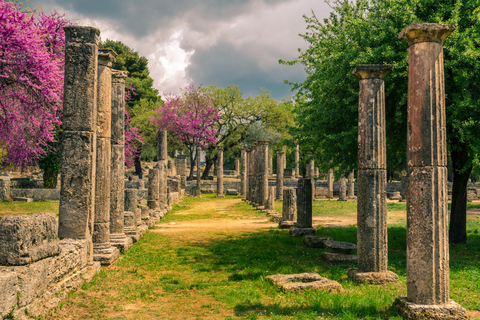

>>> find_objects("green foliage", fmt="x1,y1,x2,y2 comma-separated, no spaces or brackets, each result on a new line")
283,0,480,176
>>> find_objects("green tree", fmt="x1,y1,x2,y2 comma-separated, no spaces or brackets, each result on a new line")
283,0,480,244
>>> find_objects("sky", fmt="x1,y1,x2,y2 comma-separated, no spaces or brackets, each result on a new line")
27,0,332,100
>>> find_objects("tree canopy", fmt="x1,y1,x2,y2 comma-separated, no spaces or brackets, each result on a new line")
283,0,480,243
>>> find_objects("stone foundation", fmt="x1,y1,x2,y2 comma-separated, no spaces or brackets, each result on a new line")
266,273,343,293
347,268,398,284
393,297,468,320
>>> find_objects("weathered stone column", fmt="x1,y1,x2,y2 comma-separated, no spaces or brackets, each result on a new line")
234,158,240,177
327,169,334,198
276,152,284,201
307,155,315,201
157,129,168,207
393,23,466,318
266,186,276,213
248,145,256,204
147,163,160,211
124,189,140,242
92,49,120,265
252,143,260,206
347,170,356,199
59,26,100,265
157,130,167,161
240,148,247,198
294,144,300,177
216,148,225,198
280,188,296,229
194,146,201,196
257,141,269,208
348,64,397,284
110,69,131,252
268,151,273,176
290,178,315,237
282,146,287,169
176,155,187,177
338,175,347,201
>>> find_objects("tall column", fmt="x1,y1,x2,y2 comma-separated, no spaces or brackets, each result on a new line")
157,129,168,208
195,146,201,196
327,169,334,198
276,152,284,200
347,170,356,199
280,188,297,229
240,148,247,198
124,189,139,242
289,178,316,237
338,175,347,201
252,143,259,206
268,151,273,176
176,155,187,177
348,64,396,284
234,158,240,177
216,148,225,197
394,24,466,318
157,130,168,161
257,141,269,208
110,70,131,252
147,163,160,211
307,155,315,201
282,146,287,169
294,145,300,177
92,49,120,265
59,26,100,265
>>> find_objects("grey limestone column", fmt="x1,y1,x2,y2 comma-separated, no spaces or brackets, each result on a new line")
348,170,356,199
176,155,187,177
240,148,247,197
276,152,284,201
110,69,130,251
294,144,300,177
58,26,100,264
338,175,347,201
216,148,225,197
327,169,334,198
282,188,297,221
296,178,312,228
147,163,160,210
234,158,240,177
124,188,139,241
257,141,269,207
398,23,458,307
352,64,392,277
93,49,120,264
157,130,167,161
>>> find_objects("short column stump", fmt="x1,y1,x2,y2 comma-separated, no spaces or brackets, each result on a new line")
393,297,468,320
266,273,343,293
347,268,398,284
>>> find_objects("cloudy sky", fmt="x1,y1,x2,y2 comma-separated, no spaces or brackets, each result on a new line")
27,0,332,100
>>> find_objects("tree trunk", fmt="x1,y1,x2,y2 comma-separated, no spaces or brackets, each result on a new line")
449,142,471,244
43,165,58,189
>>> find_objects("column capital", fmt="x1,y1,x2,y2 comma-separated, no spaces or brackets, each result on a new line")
352,64,392,80
98,48,117,66
112,69,129,83
399,23,455,46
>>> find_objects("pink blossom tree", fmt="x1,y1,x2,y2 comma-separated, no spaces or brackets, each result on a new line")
0,1,68,169
153,84,219,179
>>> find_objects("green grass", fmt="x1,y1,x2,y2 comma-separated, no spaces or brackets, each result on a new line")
0,200,59,218
44,196,480,319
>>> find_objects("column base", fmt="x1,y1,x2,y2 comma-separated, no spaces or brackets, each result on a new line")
393,297,468,320
347,268,398,284
93,244,120,266
279,220,295,229
110,233,133,253
289,227,316,237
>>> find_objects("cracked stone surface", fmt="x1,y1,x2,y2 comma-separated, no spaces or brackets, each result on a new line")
266,273,343,293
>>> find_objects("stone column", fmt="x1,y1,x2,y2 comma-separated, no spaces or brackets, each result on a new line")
147,163,160,211
290,178,316,237
248,145,256,204
110,69,131,252
338,175,347,201
400,175,407,201
216,148,225,197
347,170,356,199
240,148,247,198
294,144,300,177
176,155,187,177
348,64,397,284
393,23,466,318
266,186,276,213
234,158,240,177
268,151,273,176
307,155,315,201
92,49,120,265
282,146,287,169
327,169,334,198
256,141,269,208
276,152,284,200
280,188,296,229
157,130,167,161
194,146,201,196
124,189,139,242
58,26,100,265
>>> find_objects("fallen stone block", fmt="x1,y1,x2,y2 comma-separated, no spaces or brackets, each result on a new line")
226,189,238,195
303,235,333,248
321,252,358,264
0,213,60,266
347,268,398,284
13,197,33,202
266,273,343,293
279,220,295,229
0,270,17,319
324,240,357,254
289,227,316,237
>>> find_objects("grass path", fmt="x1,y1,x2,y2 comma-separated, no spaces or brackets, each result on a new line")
43,195,480,319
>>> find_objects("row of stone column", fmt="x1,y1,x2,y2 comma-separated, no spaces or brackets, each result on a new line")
58,26,170,268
